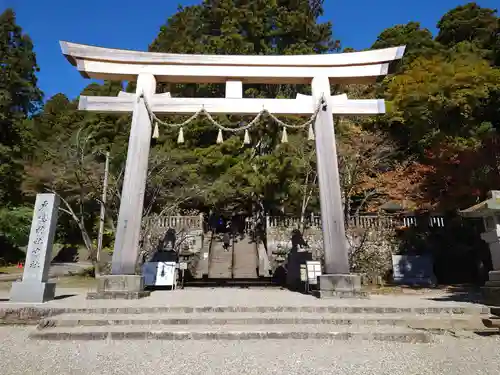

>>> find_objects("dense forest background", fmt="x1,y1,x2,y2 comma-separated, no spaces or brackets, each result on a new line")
0,1,499,273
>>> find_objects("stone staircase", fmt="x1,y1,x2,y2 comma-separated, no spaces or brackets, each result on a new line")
208,233,233,278
207,233,259,279
232,235,258,279
29,304,494,342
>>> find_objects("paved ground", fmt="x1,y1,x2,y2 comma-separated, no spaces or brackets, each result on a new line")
0,287,488,309
0,326,499,375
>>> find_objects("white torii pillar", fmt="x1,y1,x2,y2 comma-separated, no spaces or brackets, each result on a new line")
312,77,362,297
87,73,157,299
112,73,156,275
312,77,349,275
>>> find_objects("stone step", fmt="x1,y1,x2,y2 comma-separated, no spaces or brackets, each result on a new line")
231,274,258,278
208,275,233,279
38,312,489,331
208,240,233,279
1,305,490,325
232,238,258,279
8,304,488,316
30,324,432,343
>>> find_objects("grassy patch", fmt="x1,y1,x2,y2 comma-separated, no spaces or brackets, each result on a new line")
0,275,97,290
0,266,21,275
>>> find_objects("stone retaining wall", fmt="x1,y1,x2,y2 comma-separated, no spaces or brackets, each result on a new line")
265,220,395,279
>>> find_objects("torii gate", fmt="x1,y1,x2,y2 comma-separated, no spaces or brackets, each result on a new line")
61,41,405,298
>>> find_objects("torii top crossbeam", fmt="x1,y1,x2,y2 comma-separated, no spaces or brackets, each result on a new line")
61,42,405,116
61,41,404,84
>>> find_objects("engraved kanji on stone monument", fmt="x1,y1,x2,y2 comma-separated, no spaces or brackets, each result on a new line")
10,193,60,302
23,195,59,280
29,201,50,269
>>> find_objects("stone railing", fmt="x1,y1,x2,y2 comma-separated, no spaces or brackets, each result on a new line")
141,214,205,262
266,214,446,230
145,214,204,231
264,213,446,275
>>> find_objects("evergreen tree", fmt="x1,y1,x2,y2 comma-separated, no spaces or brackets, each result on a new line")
148,0,335,215
0,8,42,205
436,2,499,64
371,22,441,70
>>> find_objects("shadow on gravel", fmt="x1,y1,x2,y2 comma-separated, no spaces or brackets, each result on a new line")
54,294,77,300
474,330,500,337
0,294,76,302
425,286,485,304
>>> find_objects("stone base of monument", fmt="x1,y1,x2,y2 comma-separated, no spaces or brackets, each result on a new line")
482,286,500,306
10,281,56,303
481,271,500,306
86,275,151,300
316,274,369,299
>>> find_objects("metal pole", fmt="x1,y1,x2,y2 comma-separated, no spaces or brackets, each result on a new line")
97,151,110,273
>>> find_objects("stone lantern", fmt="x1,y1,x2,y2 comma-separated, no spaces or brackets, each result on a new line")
460,190,500,305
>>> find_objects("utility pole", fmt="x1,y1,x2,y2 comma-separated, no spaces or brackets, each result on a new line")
96,151,110,276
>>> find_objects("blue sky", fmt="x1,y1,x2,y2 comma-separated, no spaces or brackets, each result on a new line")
1,0,498,100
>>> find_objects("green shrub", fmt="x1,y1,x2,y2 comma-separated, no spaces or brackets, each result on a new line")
0,207,32,263
0,206,32,247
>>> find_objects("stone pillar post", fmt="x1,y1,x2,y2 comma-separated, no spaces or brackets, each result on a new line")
481,213,500,305
10,193,59,303
311,77,366,298
112,73,156,275
89,73,156,299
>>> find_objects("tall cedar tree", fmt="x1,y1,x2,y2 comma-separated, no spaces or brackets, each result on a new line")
148,0,335,214
436,2,499,65
0,9,42,206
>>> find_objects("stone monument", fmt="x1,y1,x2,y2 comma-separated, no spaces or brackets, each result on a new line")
10,193,60,303
460,190,500,306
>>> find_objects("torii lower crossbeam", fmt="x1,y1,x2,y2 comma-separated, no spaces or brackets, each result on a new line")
79,95,385,115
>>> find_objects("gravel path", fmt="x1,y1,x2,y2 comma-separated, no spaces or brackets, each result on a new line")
1,327,499,375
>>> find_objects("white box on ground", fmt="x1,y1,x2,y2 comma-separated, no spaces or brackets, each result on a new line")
142,261,178,288
156,262,177,287
306,261,322,285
